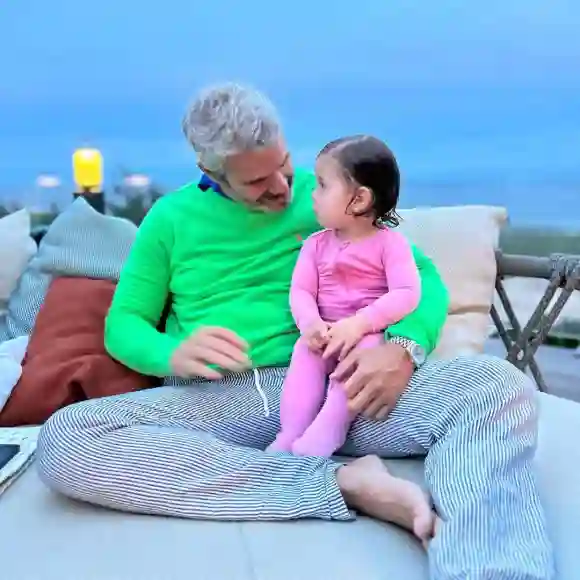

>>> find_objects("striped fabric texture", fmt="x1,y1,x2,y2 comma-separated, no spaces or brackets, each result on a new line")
0,199,137,342
37,356,555,579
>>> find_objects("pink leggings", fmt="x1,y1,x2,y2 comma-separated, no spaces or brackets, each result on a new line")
268,333,383,457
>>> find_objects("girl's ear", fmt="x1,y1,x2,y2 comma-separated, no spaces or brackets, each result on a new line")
351,185,374,215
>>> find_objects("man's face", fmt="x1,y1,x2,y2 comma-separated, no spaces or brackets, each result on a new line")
217,140,294,212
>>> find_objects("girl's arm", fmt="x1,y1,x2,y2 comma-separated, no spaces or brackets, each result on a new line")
356,230,421,333
289,236,323,332
386,243,449,355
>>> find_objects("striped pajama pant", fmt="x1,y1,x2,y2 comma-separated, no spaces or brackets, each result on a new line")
36,354,554,579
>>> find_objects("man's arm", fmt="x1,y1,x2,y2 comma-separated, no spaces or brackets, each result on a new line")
385,243,449,355
105,201,181,376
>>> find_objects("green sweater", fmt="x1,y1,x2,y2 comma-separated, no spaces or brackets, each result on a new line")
105,168,449,376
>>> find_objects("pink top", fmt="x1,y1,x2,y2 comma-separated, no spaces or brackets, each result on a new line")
290,228,421,334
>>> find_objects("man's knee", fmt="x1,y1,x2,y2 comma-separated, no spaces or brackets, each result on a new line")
452,354,538,418
462,353,535,392
36,402,91,491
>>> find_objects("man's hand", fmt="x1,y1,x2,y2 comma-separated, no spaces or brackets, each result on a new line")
323,315,368,361
170,326,250,379
331,341,414,419
303,320,331,353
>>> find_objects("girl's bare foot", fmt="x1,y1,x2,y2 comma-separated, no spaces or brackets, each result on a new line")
337,455,435,542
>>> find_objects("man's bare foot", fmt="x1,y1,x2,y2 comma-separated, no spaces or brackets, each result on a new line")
421,516,443,550
337,455,435,542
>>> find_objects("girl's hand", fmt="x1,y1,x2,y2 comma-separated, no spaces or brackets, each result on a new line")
323,316,369,360
303,320,331,353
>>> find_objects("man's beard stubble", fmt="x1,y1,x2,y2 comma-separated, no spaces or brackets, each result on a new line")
218,173,295,213
255,174,294,212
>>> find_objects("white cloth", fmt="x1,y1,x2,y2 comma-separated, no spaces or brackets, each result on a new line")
0,425,41,494
0,335,29,412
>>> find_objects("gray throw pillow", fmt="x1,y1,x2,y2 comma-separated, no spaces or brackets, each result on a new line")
0,198,137,341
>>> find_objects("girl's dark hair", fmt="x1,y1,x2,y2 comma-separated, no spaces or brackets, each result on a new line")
318,134,401,227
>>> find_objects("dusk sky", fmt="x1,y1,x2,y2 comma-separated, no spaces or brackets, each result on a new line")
3,0,579,102
1,0,579,224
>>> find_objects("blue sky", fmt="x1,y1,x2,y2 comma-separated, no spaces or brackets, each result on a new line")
2,0,579,101
1,0,579,210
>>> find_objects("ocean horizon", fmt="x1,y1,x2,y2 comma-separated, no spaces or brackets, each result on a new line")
2,85,579,228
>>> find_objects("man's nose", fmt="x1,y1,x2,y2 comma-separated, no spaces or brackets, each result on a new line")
270,171,290,194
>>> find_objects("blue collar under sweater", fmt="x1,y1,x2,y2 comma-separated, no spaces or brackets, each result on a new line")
198,174,229,199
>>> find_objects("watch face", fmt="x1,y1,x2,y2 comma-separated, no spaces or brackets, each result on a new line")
411,344,427,365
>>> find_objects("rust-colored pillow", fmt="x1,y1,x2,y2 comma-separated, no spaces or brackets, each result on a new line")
0,276,159,426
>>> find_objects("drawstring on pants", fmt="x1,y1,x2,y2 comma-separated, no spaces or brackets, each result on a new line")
252,368,270,417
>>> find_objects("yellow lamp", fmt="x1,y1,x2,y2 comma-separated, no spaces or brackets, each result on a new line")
72,147,103,193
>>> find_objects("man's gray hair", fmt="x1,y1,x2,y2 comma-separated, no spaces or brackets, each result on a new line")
182,82,282,173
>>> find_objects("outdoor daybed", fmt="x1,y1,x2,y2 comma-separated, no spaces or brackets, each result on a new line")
0,200,579,580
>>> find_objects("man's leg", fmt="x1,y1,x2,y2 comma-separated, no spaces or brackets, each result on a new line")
37,368,347,520
37,356,554,578
342,354,554,580
37,365,431,533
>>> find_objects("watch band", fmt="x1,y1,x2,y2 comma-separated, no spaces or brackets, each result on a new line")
387,336,426,368
388,336,417,350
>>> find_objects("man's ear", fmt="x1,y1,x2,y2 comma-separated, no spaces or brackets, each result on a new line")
198,162,215,179
198,163,229,187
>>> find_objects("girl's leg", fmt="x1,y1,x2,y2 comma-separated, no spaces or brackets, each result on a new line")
292,333,384,458
266,337,330,452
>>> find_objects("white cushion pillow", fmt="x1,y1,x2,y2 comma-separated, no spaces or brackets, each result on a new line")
0,210,37,319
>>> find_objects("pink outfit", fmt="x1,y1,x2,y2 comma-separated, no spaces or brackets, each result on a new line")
268,228,421,457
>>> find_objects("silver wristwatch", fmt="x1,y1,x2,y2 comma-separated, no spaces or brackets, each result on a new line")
388,336,427,369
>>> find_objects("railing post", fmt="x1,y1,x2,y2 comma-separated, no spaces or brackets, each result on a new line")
493,250,580,392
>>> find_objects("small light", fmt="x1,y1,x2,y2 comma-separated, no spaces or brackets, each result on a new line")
36,174,61,188
72,147,103,192
123,174,151,188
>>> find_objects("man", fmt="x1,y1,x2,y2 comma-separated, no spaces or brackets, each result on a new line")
36,83,553,579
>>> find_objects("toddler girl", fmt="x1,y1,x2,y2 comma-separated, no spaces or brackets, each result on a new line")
267,135,421,458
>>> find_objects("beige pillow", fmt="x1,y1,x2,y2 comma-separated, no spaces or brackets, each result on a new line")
399,205,508,358
0,210,37,318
